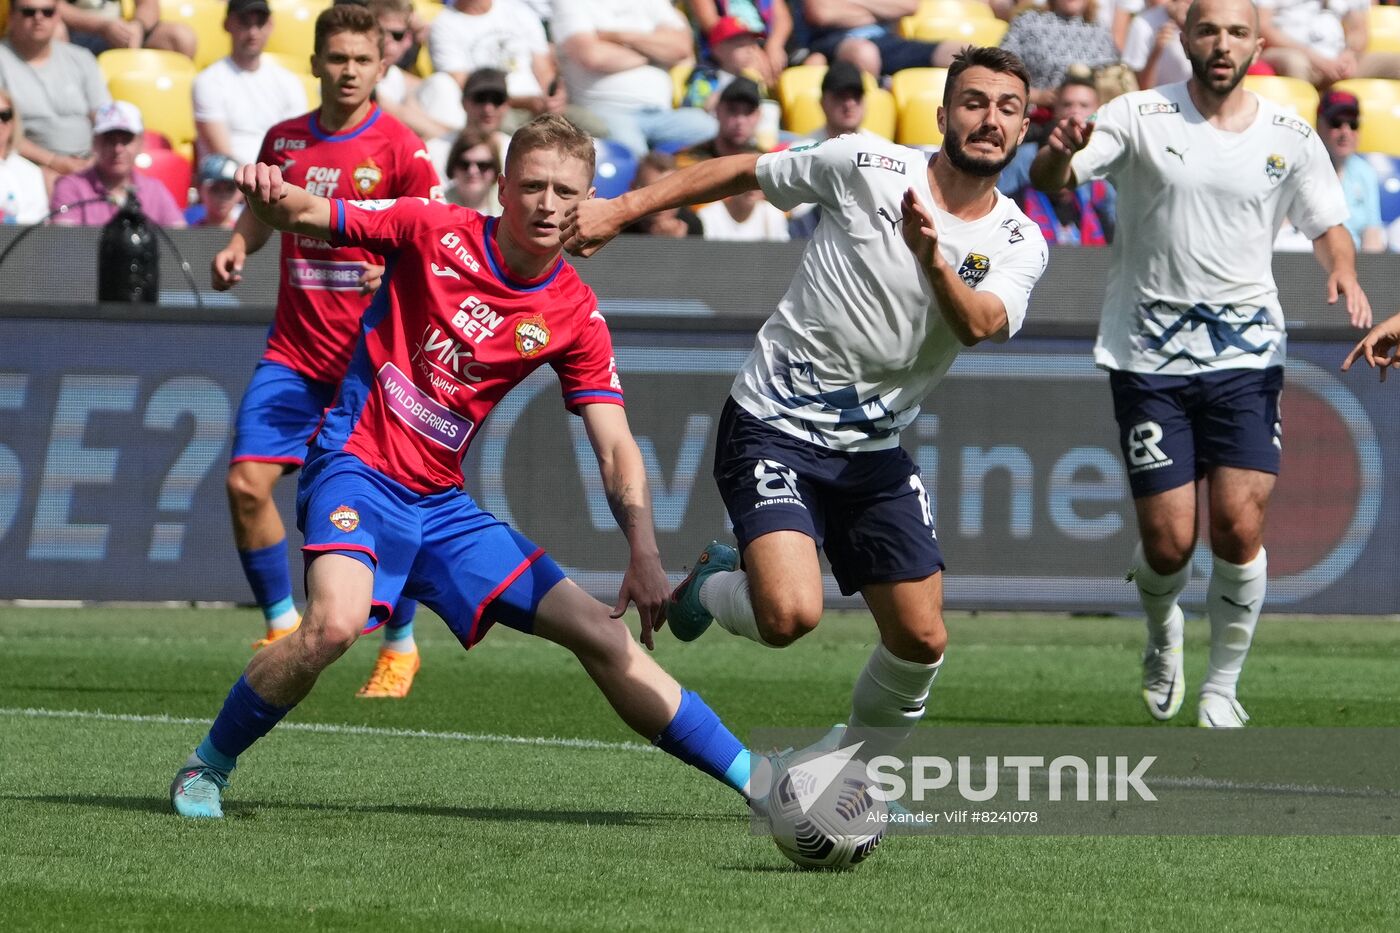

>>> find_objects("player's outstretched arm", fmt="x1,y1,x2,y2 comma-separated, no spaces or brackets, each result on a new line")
1341,309,1400,382
235,163,333,242
211,207,274,291
578,403,670,650
1030,117,1092,193
901,188,1008,345
561,153,761,257
1312,224,1373,330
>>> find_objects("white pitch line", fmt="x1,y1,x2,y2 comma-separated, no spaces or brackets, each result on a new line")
0,706,658,755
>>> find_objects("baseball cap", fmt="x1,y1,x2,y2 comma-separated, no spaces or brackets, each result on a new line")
821,61,865,97
718,76,762,109
93,100,144,137
228,0,271,15
198,153,239,185
1318,89,1360,125
709,15,764,47
463,68,509,101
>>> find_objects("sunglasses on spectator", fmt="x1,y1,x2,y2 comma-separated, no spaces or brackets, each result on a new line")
16,6,58,17
470,93,507,107
1328,118,1359,131
386,28,408,41
456,159,497,173
0,110,13,123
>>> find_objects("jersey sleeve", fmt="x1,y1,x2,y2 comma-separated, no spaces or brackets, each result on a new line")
1070,94,1133,185
392,131,444,200
552,297,624,412
977,222,1049,342
329,196,447,253
1285,130,1349,240
756,135,854,212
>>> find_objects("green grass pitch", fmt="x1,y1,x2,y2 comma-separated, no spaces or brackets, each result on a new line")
1,606,1398,931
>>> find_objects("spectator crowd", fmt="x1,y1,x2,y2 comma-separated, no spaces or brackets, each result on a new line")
0,0,1397,248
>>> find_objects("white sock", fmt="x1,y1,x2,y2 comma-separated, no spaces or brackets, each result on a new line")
267,606,298,633
848,644,942,760
1203,549,1266,699
699,570,776,647
1131,542,1188,649
382,631,416,653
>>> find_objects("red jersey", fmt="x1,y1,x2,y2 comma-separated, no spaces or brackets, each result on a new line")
315,198,623,494
258,106,442,384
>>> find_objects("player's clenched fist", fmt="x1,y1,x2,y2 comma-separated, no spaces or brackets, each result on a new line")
211,245,245,291
560,198,626,257
236,162,290,213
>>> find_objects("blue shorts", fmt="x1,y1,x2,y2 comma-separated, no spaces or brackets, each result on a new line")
713,398,943,596
1110,367,1284,499
296,450,566,648
231,359,338,468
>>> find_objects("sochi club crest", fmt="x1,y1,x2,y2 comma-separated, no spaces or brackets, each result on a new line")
958,252,990,288
515,315,551,358
1265,154,1286,184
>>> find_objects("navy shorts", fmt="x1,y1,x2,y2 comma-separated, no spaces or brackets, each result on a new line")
296,450,566,648
231,359,337,468
1109,367,1284,499
713,398,943,596
809,29,940,74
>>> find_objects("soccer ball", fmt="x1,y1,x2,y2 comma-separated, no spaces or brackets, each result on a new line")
765,757,888,870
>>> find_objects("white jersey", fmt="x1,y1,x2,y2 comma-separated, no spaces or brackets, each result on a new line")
1071,82,1347,375
742,134,1048,451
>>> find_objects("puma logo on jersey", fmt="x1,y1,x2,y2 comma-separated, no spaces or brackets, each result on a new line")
1165,145,1187,162
876,207,901,234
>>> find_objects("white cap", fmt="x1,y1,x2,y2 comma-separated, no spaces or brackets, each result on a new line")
93,100,144,137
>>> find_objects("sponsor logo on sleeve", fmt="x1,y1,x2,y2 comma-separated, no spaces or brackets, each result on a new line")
1000,218,1025,243
1272,114,1312,137
957,252,990,287
514,315,551,358
1138,102,1180,115
349,199,396,211
330,505,360,532
856,151,907,174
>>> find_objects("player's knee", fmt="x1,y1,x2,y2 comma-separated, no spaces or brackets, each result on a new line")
1142,535,1192,574
1209,519,1262,565
836,38,881,76
756,602,821,647
226,467,272,514
294,611,361,666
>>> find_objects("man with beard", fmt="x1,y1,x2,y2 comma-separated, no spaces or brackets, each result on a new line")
561,46,1047,763
1030,0,1371,728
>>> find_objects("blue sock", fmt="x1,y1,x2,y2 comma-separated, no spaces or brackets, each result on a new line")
653,689,751,794
383,599,417,649
197,675,293,770
238,541,295,623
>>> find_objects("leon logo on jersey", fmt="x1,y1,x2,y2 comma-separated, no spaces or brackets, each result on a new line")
515,315,551,358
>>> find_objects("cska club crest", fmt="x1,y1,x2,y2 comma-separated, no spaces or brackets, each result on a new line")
515,315,551,358
330,505,360,532
958,253,990,288
352,158,384,196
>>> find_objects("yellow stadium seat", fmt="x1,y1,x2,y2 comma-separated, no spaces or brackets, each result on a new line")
1243,75,1319,124
411,0,446,27
1369,6,1400,54
98,48,196,83
912,0,996,21
778,65,881,131
414,44,434,79
301,72,321,110
266,0,331,60
107,72,196,151
672,62,690,108
901,16,1008,46
1333,78,1400,156
862,87,897,139
264,50,313,75
160,0,231,70
892,67,949,146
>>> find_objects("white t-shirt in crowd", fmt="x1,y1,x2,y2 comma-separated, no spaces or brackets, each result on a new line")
193,56,308,166
1070,82,1348,375
735,134,1048,451
1258,0,1366,61
0,150,49,223
1122,6,1192,86
697,198,791,242
428,0,548,98
376,65,408,106
551,0,689,112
